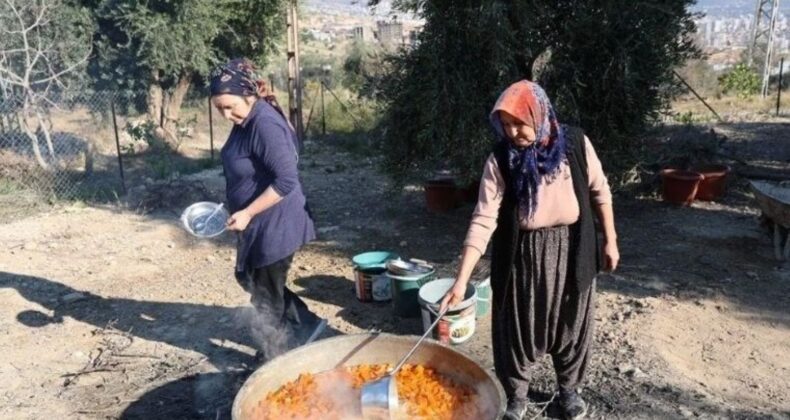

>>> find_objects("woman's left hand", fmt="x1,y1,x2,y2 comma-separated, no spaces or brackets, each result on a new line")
603,239,619,272
227,209,252,232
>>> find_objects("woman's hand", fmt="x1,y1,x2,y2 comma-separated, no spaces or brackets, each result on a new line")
439,280,468,313
594,202,619,272
227,209,252,232
602,239,619,272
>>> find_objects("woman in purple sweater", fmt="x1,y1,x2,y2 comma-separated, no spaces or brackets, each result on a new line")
209,58,326,361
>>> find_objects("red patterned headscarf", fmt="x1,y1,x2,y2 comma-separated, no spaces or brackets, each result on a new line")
490,80,567,218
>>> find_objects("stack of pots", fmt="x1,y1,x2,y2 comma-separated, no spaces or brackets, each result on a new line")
385,259,436,318
660,164,730,205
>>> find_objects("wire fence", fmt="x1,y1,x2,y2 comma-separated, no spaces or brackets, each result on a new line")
0,90,231,204
0,83,376,219
1,91,104,198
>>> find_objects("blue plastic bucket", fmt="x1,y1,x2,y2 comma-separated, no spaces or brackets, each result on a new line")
352,251,398,270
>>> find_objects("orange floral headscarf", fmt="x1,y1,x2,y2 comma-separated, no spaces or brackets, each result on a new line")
489,80,567,218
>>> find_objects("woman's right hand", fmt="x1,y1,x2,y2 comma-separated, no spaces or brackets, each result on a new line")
439,280,467,313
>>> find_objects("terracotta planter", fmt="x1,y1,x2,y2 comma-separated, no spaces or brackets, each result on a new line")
424,179,460,212
691,164,730,201
460,180,481,203
660,169,704,206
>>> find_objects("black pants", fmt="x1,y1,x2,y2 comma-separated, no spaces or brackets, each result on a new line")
493,226,595,400
235,254,320,359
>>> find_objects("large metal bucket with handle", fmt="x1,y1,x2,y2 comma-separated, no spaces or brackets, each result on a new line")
231,333,506,420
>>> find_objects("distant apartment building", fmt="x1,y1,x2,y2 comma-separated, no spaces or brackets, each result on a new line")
407,29,421,47
352,26,375,43
306,28,334,42
692,13,790,53
376,20,404,50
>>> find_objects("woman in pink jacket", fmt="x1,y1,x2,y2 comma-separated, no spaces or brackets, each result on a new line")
441,80,619,420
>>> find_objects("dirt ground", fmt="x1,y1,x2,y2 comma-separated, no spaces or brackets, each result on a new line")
1,120,789,420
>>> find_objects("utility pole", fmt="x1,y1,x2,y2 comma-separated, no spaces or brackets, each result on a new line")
286,0,304,148
749,0,781,98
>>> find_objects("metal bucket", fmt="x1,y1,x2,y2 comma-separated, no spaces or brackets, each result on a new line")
231,333,505,420
352,252,398,302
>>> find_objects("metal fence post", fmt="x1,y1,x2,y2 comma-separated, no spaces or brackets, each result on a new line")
208,96,215,161
321,81,326,135
110,99,126,195
777,57,784,117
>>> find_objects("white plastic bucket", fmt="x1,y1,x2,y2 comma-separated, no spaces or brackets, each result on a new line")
418,278,476,345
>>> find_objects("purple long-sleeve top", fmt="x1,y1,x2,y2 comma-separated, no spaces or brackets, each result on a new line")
221,100,315,270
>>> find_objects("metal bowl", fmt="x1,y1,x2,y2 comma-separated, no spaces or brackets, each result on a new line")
180,201,229,238
386,259,434,277
232,333,505,420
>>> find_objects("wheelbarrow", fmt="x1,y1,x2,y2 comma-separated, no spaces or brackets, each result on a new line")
749,180,790,260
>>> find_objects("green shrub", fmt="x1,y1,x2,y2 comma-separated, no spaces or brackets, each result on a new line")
370,0,700,185
718,63,761,98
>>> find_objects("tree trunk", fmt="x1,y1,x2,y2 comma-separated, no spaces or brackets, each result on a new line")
161,72,192,150
19,111,49,170
147,69,164,126
146,70,192,151
35,109,56,159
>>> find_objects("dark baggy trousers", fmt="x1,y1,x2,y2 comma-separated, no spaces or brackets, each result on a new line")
492,225,596,400
235,254,320,359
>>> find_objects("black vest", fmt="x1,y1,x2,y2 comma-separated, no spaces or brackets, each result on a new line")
489,126,601,300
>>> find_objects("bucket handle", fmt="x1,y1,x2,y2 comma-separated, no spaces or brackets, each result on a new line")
427,279,480,315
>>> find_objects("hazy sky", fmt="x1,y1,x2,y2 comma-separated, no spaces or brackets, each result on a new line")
304,1,786,17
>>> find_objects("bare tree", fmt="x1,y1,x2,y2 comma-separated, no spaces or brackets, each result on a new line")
0,0,92,170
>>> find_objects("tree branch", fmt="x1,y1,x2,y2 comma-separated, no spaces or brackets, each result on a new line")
0,0,92,170
29,54,90,86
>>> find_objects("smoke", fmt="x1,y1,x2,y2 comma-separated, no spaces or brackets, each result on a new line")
235,305,293,362
313,370,360,419
191,372,235,416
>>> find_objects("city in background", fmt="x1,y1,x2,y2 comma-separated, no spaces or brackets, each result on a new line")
1,2,789,420
3,0,789,203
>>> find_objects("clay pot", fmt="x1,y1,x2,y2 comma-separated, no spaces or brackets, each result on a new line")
424,178,460,212
459,180,481,203
660,169,704,206
691,164,730,201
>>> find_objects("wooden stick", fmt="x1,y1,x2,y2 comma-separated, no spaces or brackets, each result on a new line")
673,70,724,122
113,353,162,360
